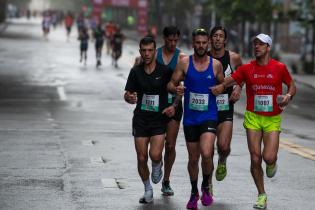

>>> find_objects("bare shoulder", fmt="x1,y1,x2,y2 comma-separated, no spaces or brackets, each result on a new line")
178,54,190,73
229,50,242,67
134,56,142,66
179,51,187,59
212,57,222,69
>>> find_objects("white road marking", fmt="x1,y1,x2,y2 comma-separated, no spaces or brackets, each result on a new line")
101,178,118,188
82,140,94,146
90,157,104,164
57,86,67,101
116,179,128,189
291,104,298,109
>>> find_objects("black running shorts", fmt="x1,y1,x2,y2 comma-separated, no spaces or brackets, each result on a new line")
217,110,234,124
184,120,217,142
132,115,167,137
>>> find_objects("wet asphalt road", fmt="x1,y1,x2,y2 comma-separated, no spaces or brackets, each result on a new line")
0,18,314,210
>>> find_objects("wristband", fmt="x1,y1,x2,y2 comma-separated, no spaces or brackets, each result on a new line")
286,93,292,100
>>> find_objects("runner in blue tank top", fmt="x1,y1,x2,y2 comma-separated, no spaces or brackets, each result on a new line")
167,28,224,209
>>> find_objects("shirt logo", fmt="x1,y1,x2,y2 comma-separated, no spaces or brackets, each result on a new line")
155,76,161,80
253,74,265,78
224,65,232,77
267,74,273,79
206,75,212,79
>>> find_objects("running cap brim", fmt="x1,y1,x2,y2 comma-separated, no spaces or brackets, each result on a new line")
254,33,272,47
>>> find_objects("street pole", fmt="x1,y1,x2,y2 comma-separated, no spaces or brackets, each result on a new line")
312,20,315,74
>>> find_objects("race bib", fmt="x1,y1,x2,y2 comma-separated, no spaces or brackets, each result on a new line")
141,94,159,112
254,95,273,112
189,92,208,111
168,93,175,103
216,94,229,111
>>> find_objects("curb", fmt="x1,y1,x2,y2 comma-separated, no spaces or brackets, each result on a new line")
294,78,315,89
0,21,8,34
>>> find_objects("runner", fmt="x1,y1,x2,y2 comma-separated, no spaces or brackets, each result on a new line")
208,26,243,181
42,12,51,40
93,23,105,68
64,12,74,41
78,27,89,65
156,26,186,196
111,26,125,68
124,36,176,204
211,33,296,209
104,21,116,55
167,28,224,209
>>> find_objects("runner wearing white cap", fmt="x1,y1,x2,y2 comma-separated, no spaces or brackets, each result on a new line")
211,33,296,209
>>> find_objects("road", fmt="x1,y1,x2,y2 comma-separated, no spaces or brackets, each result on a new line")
0,18,314,210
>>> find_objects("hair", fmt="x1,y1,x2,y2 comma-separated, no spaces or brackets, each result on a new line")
163,26,180,37
139,36,156,48
192,28,209,37
210,26,227,40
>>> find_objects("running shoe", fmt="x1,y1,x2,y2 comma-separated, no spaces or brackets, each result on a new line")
201,187,213,206
266,163,277,178
253,193,267,209
215,162,227,181
186,192,199,209
161,181,174,196
151,161,163,184
139,189,153,204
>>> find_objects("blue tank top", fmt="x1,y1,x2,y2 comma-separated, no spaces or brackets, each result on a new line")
183,56,218,126
156,47,180,71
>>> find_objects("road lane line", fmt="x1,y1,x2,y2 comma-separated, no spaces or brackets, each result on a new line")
90,157,104,164
280,139,315,161
101,178,118,188
57,86,67,101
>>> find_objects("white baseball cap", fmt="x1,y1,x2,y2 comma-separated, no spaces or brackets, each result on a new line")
254,33,272,47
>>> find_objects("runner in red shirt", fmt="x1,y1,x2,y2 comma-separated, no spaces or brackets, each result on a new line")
211,33,296,210
64,12,74,41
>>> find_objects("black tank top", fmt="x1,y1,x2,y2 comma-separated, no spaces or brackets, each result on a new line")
208,50,235,110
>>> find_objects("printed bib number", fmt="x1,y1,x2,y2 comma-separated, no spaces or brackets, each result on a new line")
168,93,175,104
141,94,159,112
254,95,273,112
216,94,229,111
189,92,208,111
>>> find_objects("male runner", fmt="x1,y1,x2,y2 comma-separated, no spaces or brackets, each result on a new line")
93,23,105,68
124,36,175,204
156,26,186,196
168,28,224,209
208,26,243,181
111,27,125,68
78,27,89,65
211,34,296,209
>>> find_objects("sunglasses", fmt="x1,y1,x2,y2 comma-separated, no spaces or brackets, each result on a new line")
192,28,209,37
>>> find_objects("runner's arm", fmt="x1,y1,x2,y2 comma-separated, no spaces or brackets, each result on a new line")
279,80,296,108
124,91,137,104
230,52,243,102
213,59,224,84
167,57,187,95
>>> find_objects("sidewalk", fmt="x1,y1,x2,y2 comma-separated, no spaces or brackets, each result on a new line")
292,74,315,89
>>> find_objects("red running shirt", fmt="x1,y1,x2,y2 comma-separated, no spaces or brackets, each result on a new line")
231,59,292,116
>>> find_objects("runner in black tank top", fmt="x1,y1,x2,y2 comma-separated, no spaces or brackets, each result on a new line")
209,26,243,182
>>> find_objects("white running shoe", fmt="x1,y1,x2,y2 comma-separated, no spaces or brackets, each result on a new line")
139,189,153,204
